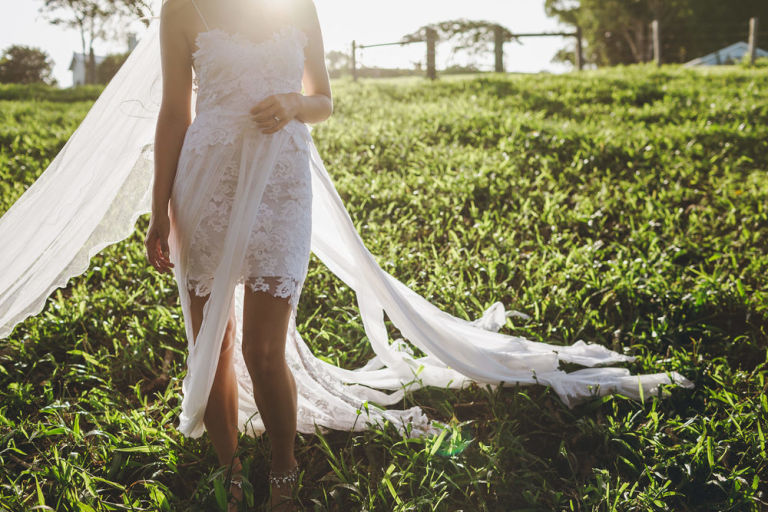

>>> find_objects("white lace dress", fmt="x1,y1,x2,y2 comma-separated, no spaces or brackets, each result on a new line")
185,135,311,311
167,21,330,437
179,25,312,313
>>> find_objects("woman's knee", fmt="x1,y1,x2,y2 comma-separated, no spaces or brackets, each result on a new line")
241,334,287,376
241,290,292,371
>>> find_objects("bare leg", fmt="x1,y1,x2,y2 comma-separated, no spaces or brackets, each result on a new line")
188,289,243,508
241,286,298,510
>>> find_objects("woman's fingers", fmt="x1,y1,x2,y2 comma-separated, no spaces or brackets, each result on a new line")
250,94,300,134
254,105,291,133
250,96,275,115
144,235,156,269
251,94,295,133
160,239,174,269
262,116,290,134
253,109,282,124
155,239,172,273
251,98,281,121
153,242,166,272
145,231,173,273
253,104,283,124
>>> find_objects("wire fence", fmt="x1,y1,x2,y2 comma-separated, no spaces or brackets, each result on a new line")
343,16,764,80
349,26,583,81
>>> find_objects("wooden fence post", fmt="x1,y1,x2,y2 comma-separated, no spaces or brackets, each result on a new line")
749,17,759,66
351,40,357,81
575,26,583,70
426,28,437,80
651,19,661,67
494,25,504,72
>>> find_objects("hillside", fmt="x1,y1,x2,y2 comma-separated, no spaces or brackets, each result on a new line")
1,66,767,510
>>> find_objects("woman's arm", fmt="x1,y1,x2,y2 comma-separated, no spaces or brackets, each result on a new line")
293,0,333,123
153,4,193,214
145,1,193,274
250,0,333,133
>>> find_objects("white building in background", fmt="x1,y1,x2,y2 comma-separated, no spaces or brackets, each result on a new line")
685,41,768,66
68,52,106,86
68,33,138,86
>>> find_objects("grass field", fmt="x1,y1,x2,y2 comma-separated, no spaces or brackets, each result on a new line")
1,65,767,511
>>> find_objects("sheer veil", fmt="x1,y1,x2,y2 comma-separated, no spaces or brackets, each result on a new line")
0,19,693,438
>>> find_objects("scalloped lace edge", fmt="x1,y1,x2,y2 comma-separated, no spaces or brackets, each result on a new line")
0,144,154,339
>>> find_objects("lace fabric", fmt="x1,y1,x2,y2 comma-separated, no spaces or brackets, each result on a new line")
184,25,308,156
185,135,311,312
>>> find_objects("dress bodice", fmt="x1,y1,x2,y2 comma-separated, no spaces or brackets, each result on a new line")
183,24,308,153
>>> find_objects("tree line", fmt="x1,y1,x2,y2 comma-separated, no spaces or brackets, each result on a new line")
4,0,767,86
0,45,129,86
0,0,149,86
546,0,768,65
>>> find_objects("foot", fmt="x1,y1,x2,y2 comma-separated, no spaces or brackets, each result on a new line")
227,460,245,512
269,460,299,511
227,476,244,512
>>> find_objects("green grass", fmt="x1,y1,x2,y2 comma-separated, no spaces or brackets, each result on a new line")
1,65,767,511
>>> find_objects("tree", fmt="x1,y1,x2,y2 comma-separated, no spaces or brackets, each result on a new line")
0,45,56,85
674,0,768,62
96,51,129,83
403,19,515,69
545,0,689,65
546,0,768,66
325,50,350,78
40,0,152,84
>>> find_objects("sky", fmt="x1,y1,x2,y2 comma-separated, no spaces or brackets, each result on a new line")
1,0,572,87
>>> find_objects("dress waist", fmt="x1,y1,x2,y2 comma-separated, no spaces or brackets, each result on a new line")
183,105,311,155
194,80,300,116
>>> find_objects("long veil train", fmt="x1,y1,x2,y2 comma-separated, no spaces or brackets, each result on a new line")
0,20,692,438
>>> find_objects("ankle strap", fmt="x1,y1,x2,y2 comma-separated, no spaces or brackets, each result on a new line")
269,464,299,486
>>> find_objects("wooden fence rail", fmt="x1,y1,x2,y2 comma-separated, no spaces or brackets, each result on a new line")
351,25,584,80
352,16,761,79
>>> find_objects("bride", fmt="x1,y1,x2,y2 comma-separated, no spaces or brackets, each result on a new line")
0,0,693,510
146,0,331,508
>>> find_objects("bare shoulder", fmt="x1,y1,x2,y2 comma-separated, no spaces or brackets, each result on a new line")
160,0,190,36
290,0,317,14
159,0,200,53
161,0,192,19
284,0,319,30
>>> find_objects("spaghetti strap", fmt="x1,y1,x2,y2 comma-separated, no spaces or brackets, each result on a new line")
190,0,210,30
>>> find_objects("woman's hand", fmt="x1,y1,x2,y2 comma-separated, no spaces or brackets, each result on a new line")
250,93,302,134
249,2,334,134
145,211,174,274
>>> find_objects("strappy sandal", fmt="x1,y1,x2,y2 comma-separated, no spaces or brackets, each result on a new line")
226,462,246,512
227,475,244,512
268,462,300,510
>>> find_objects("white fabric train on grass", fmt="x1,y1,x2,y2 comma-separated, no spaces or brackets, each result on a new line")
0,20,693,439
